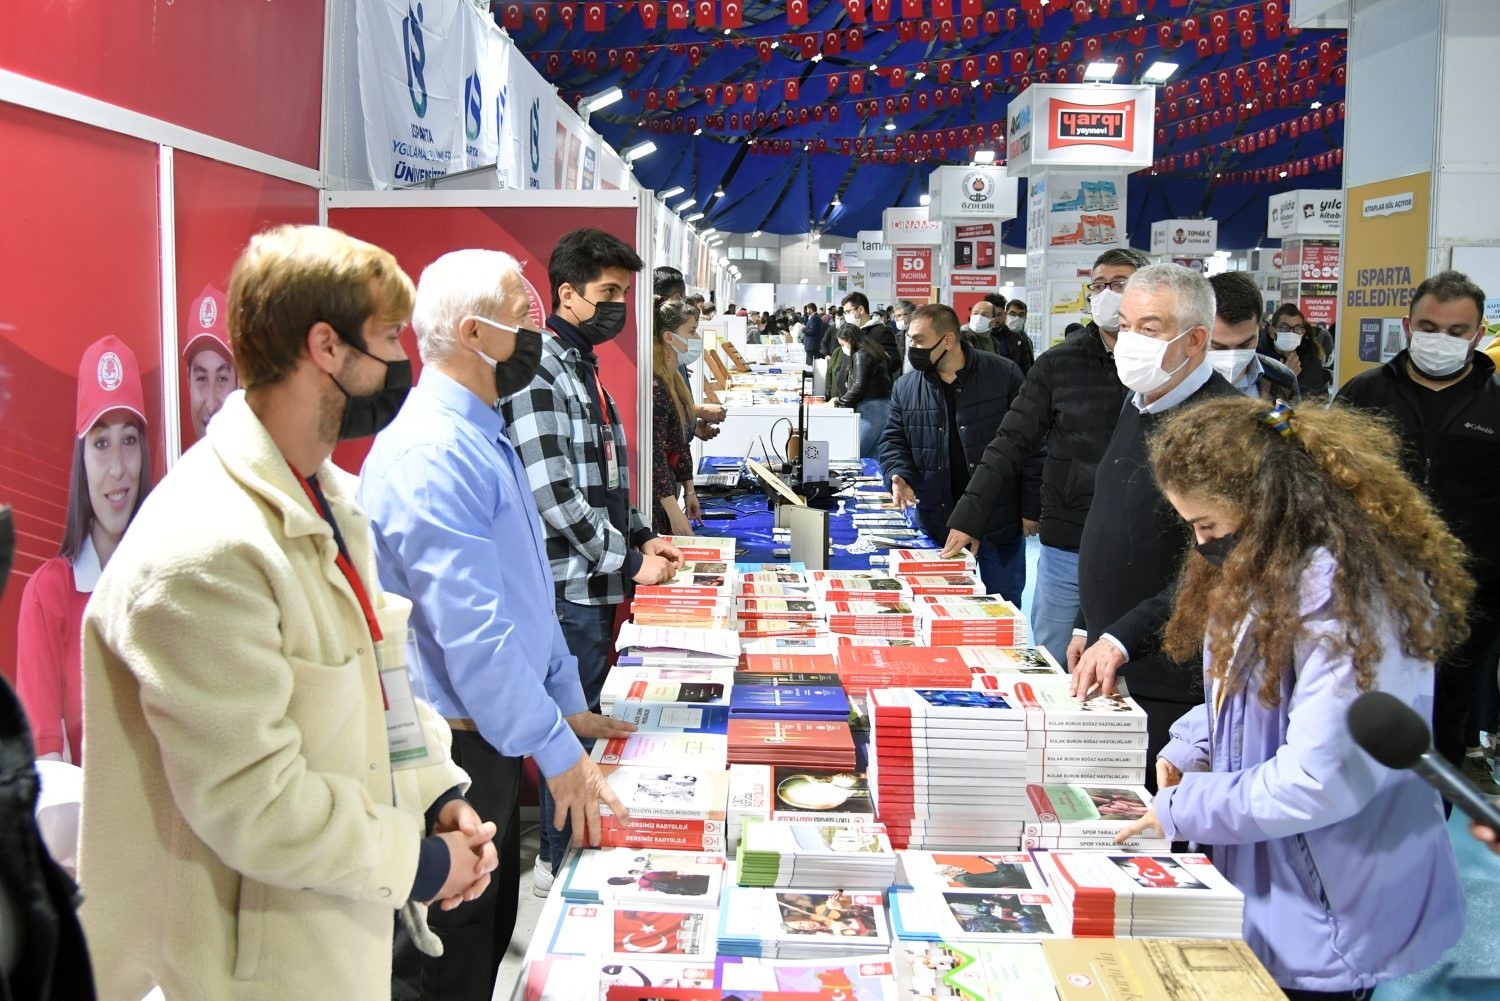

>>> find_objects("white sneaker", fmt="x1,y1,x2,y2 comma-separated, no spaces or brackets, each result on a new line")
531,854,555,897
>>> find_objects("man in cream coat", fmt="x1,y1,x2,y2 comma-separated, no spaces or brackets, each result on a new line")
78,225,499,1001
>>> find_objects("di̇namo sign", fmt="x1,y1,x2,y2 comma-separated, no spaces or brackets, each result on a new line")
1338,171,1432,377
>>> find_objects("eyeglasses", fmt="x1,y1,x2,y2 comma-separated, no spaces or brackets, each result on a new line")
1274,323,1307,335
1086,278,1129,295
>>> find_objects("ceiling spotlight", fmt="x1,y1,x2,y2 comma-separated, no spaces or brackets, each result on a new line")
700,228,717,237
637,120,645,127
811,53,823,63
714,188,725,197
659,185,685,199
673,196,696,211
883,117,897,131
1278,170,1289,178
914,70,926,81
752,230,763,237
1084,61,1117,82
693,128,703,136
1135,11,1145,20
622,140,657,163
919,194,931,206
580,86,623,113
1310,100,1324,109
1244,102,1254,109
970,79,980,89
723,28,731,35
870,63,879,71
832,196,840,206
1141,61,1178,84
686,211,705,221
974,149,996,164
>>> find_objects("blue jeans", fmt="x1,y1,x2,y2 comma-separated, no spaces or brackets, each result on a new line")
1030,544,1080,667
975,534,1027,606
855,397,892,458
538,599,617,871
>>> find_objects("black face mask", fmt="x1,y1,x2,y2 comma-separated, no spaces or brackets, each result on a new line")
494,327,544,398
1195,533,1238,567
0,505,13,602
575,294,628,346
329,336,412,441
908,341,949,373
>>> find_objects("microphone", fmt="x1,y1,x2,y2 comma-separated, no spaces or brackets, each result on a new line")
1347,690,1500,836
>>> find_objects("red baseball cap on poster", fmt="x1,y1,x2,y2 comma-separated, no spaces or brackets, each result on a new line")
181,284,233,365
76,335,148,438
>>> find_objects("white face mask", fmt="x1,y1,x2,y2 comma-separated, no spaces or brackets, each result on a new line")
1207,348,1259,386
844,310,859,324
1006,315,1026,333
1090,288,1124,332
895,317,909,331
1273,330,1302,353
969,314,992,334
1114,328,1192,395
676,336,704,366
1408,328,1480,379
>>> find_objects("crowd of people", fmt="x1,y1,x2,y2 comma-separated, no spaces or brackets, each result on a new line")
2,222,1498,1001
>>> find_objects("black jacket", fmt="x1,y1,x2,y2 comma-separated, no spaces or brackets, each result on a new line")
1259,328,1331,397
862,320,901,382
801,312,824,351
996,324,1036,374
1075,366,1240,704
835,347,893,407
1336,351,1500,584
879,349,1040,545
949,323,1127,550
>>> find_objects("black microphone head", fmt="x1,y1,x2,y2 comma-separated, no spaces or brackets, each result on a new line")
1347,690,1432,770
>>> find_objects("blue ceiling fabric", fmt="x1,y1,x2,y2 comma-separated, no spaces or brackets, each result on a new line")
502,0,1345,247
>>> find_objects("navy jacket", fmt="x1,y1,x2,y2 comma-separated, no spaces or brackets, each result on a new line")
878,348,1041,545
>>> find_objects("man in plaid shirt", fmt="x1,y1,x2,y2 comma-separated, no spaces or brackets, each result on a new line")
500,228,682,890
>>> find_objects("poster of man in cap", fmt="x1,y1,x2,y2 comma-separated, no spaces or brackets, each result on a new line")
182,284,238,442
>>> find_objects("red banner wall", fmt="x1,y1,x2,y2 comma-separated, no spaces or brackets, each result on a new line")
324,204,646,494
0,104,165,682
0,1,325,167
173,153,319,451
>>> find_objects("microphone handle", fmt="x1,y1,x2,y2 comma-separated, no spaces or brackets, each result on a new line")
1412,750,1500,835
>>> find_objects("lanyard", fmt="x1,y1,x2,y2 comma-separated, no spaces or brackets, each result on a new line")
591,367,614,431
296,475,384,645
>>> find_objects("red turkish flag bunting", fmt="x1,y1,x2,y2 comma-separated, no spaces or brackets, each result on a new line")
930,0,952,16
897,21,913,40
623,49,640,72
849,70,865,94
743,81,758,101
823,30,841,55
585,3,606,30
845,0,865,22
639,1,659,27
846,27,863,50
890,67,906,86
723,84,737,104
667,1,688,29
756,39,772,61
531,4,549,31
787,0,809,26
502,3,523,30
800,34,819,57
557,5,576,29
901,0,922,18
961,0,980,14
696,0,714,28
961,15,977,37
827,73,841,94
872,0,891,19
785,80,800,100
722,0,743,27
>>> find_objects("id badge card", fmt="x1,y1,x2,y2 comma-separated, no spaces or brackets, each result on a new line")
602,426,621,490
376,630,433,769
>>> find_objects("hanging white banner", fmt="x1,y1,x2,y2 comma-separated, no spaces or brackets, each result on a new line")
503,53,557,190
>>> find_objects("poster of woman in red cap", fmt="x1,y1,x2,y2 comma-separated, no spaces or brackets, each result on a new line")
15,335,154,763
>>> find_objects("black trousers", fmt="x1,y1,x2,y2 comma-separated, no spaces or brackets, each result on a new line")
1132,694,1197,794
1434,583,1500,768
1281,988,1369,1001
392,732,522,1001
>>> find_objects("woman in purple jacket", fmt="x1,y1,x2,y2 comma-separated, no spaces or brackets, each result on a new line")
1117,396,1474,1001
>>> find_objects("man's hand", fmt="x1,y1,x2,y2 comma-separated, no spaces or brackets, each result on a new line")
642,537,685,567
1283,350,1303,375
1472,820,1500,855
567,710,638,741
429,819,499,911
1113,803,1164,845
1066,634,1087,673
890,475,918,511
696,403,727,423
545,754,631,849
1022,518,1039,537
633,553,677,585
683,490,703,524
693,419,721,441
1156,759,1183,791
940,529,978,559
1070,640,1128,699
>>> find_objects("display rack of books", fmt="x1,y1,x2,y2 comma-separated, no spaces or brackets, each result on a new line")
515,553,1285,1001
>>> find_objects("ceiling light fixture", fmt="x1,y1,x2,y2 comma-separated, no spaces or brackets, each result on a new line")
714,188,725,197
1310,100,1324,109
673,197,696,211
914,70,926,80
884,117,897,131
1278,170,1289,178
622,140,657,163
693,128,703,136
811,53,823,63
919,194,931,206
659,185,685,199
579,86,623,114
974,150,996,164
1141,61,1178,84
1135,11,1145,20
752,230,762,237
870,63,879,71
685,211,705,221
700,228,717,237
1084,61,1117,82
970,79,980,89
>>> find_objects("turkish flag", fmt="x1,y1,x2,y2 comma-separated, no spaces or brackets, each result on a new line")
723,84,737,104
743,81,758,100
897,21,913,40
800,34,819,58
849,70,865,94
902,0,922,18
873,0,892,19
687,42,704,65
623,49,640,72
823,30,840,55
787,0,809,26
639,0,659,26
502,3,523,30
531,4,549,31
757,39,772,61
722,0,743,27
557,4,576,28
891,67,906,86
585,2,606,29
667,1,688,28
846,0,865,22
785,80,800,100
846,27,863,50
961,56,978,79
930,0,952,16
827,73,841,94
961,15,977,37
696,0,714,28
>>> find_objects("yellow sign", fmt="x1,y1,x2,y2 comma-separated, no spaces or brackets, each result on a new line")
1337,171,1432,380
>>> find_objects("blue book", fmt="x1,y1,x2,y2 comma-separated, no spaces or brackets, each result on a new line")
729,683,850,719
609,702,731,734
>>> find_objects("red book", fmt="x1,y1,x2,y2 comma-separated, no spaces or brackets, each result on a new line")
834,645,974,695
727,718,856,770
740,653,837,675
599,815,726,852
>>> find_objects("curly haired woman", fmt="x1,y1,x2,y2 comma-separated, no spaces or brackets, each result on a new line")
1115,396,1473,1001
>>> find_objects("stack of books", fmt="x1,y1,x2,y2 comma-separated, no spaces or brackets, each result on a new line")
740,571,815,598
727,718,857,772
659,534,739,563
632,561,735,628
1033,851,1244,939
809,571,911,604
729,671,850,722
882,549,978,577
540,899,719,964
738,597,822,623
1021,784,1170,853
597,763,731,852
601,666,732,720
717,885,893,959
1000,677,1150,786
902,574,987,598
736,819,898,891
739,635,840,657
915,596,1029,647
896,851,1049,895
726,765,876,851
614,623,740,670
889,884,1066,944
713,954,901,1001
739,653,837,676
590,732,729,770
557,848,726,909
826,600,918,638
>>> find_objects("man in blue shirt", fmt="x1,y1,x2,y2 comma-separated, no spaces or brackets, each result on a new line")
359,250,635,1001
